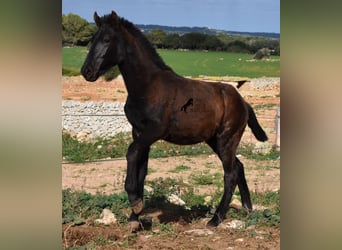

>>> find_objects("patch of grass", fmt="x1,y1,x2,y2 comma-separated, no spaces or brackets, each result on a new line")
156,223,176,237
62,132,131,162
62,67,80,76
251,190,280,211
246,209,280,227
62,46,88,76
246,190,280,227
204,162,215,169
62,47,280,77
190,170,223,186
80,96,91,101
145,177,208,209
254,103,277,110
149,141,212,158
62,189,130,224
169,165,191,173
148,167,157,174
158,50,280,78
238,143,280,161
224,190,280,228
145,177,179,205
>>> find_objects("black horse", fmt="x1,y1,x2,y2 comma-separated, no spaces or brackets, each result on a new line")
81,11,268,229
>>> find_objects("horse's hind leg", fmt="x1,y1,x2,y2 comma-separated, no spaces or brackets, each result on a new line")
236,157,252,211
206,139,252,216
207,136,240,227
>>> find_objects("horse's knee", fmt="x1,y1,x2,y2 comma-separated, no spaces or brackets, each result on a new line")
126,142,139,161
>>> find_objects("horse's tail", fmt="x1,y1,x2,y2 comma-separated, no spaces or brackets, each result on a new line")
246,102,268,142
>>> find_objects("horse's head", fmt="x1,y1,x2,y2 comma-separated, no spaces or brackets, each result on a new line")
81,11,125,82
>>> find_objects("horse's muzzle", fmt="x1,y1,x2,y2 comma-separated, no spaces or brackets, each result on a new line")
81,65,98,82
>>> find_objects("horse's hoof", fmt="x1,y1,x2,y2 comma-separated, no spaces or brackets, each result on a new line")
132,199,143,215
207,215,223,227
128,220,140,233
207,219,219,228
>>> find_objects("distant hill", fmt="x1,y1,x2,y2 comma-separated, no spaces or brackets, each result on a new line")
136,24,280,39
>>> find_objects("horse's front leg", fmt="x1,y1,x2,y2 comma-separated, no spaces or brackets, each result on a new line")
125,141,150,230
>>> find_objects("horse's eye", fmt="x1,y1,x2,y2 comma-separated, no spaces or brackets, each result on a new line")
103,37,111,43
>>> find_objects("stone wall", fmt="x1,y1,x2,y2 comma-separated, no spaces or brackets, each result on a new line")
62,101,131,140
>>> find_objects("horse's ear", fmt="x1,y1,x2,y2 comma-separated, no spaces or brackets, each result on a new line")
94,12,101,27
111,11,120,28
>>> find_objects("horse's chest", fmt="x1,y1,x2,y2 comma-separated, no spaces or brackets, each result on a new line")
124,100,160,130
124,103,145,128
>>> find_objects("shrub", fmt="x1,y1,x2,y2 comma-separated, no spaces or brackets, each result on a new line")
253,48,270,60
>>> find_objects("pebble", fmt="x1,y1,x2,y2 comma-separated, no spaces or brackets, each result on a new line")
167,194,186,206
184,229,214,237
94,208,117,225
218,219,246,230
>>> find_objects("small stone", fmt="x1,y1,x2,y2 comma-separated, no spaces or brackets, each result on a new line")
76,130,92,142
128,221,140,233
230,199,243,210
204,196,212,205
167,194,186,206
184,229,214,237
219,219,245,230
144,185,154,194
95,208,117,225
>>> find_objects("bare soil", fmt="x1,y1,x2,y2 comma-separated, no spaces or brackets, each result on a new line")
62,75,280,249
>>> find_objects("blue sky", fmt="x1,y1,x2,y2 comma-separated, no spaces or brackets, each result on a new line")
62,0,279,33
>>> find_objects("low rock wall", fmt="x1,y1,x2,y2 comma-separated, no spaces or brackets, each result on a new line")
62,101,131,140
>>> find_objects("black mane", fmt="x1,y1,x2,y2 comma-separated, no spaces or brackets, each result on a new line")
102,14,172,71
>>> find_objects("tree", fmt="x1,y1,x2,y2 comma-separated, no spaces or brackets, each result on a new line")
62,14,96,46
180,32,207,50
226,40,250,53
146,29,167,48
164,33,181,49
203,36,224,51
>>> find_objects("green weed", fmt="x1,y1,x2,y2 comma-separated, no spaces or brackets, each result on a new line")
62,189,129,224
190,171,222,186
238,143,280,161
254,103,277,110
169,165,191,173
62,132,131,162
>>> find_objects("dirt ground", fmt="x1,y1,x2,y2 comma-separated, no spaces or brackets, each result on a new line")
62,75,280,249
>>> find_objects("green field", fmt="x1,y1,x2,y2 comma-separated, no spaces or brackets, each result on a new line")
62,47,280,78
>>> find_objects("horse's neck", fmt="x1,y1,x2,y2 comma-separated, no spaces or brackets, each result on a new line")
119,40,160,98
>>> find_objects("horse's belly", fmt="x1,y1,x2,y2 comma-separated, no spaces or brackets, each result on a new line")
163,134,206,145
164,115,217,144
